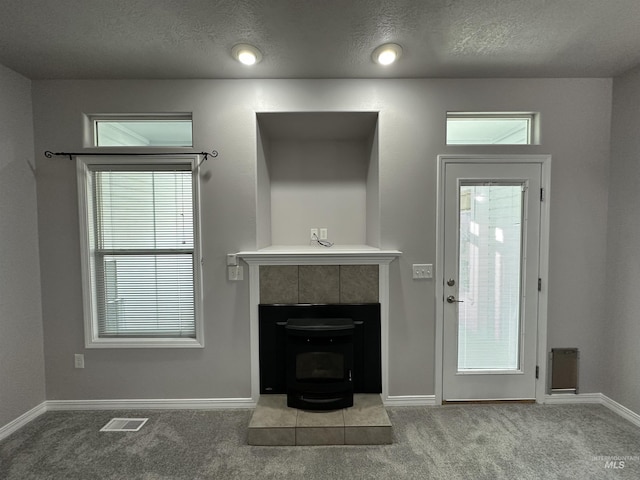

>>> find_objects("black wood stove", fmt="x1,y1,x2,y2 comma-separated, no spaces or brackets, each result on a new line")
285,317,354,410
258,303,382,411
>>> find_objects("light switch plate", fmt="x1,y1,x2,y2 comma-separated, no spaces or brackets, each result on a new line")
412,264,433,279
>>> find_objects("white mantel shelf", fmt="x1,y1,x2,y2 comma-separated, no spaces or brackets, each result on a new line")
237,245,402,265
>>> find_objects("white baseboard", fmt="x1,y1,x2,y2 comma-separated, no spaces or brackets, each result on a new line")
3,394,638,441
600,395,640,428
0,402,47,442
544,392,640,428
544,392,604,405
46,397,256,411
383,395,437,407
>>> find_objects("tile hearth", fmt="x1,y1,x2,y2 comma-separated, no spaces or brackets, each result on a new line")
248,394,392,446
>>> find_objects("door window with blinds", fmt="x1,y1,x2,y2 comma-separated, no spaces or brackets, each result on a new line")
77,156,203,348
457,183,524,370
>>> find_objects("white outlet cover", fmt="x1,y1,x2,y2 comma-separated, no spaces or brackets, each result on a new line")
228,265,244,281
74,353,85,368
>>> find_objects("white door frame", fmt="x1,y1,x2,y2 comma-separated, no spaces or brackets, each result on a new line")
435,155,551,405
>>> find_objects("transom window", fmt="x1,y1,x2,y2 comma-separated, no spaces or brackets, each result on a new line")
91,114,193,147
446,113,536,145
77,156,203,348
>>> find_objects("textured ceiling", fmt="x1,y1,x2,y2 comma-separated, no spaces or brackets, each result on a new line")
1,0,640,80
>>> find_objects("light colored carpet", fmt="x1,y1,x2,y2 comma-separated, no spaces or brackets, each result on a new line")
1,403,639,479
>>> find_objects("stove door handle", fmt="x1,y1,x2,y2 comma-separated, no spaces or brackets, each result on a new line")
301,396,346,404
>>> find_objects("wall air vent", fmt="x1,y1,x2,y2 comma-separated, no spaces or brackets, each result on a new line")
551,348,579,394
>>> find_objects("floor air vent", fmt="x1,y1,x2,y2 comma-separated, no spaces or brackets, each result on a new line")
100,418,148,432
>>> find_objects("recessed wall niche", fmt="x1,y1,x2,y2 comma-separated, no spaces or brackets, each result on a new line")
256,112,380,248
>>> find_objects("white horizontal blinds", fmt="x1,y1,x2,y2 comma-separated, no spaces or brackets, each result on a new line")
457,184,523,370
89,164,196,338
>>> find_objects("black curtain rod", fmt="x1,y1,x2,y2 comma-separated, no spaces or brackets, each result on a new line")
44,150,219,162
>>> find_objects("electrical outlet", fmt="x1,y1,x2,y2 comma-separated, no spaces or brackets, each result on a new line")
412,264,433,280
74,354,84,369
228,265,244,281
310,228,319,240
320,228,328,240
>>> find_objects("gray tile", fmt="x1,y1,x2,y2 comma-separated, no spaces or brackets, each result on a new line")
247,394,393,446
352,393,385,408
340,265,379,303
296,427,345,446
297,408,344,427
249,395,297,428
345,426,392,445
344,394,391,427
248,427,296,446
260,265,299,304
299,265,340,303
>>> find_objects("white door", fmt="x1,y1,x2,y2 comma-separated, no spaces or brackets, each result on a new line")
442,162,541,401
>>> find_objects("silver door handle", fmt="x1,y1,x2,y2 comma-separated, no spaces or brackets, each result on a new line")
446,295,463,303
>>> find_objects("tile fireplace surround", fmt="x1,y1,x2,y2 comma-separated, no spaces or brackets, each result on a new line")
260,264,379,304
237,245,402,404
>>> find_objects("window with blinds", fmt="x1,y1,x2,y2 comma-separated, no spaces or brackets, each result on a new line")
77,156,203,348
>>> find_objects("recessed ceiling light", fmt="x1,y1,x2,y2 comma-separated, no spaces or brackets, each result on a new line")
232,44,262,66
372,43,403,66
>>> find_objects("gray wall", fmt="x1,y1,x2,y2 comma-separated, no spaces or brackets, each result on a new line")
32,78,612,401
269,139,369,245
0,65,46,426
606,66,640,413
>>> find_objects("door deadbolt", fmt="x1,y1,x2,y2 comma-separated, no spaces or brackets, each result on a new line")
447,278,456,286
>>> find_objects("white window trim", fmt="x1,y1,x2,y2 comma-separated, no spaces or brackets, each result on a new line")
76,155,204,349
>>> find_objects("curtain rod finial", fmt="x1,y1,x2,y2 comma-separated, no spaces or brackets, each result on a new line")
44,150,73,160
